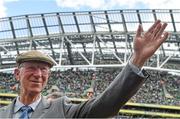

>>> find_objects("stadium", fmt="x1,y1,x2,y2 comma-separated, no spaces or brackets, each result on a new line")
0,9,180,118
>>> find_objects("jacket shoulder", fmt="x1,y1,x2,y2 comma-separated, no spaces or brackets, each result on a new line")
0,106,8,111
0,106,9,117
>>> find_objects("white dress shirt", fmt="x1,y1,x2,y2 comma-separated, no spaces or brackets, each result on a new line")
13,95,41,119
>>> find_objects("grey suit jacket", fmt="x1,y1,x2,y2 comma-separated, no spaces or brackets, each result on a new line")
0,64,148,118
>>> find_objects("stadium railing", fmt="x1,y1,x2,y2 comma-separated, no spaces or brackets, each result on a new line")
0,93,180,118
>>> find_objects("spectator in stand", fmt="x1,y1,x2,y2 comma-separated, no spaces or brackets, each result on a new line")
86,88,94,99
46,91,64,102
0,20,169,118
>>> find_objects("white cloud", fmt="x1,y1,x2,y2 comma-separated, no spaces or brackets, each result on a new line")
55,0,180,9
56,0,106,9
5,0,19,2
0,0,19,18
0,0,7,18
143,0,180,9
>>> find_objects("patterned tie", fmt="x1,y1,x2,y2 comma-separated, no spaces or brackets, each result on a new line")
19,105,33,119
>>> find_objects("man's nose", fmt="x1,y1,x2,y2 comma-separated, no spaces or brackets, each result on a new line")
33,68,42,77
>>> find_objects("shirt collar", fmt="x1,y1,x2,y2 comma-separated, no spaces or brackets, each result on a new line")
14,95,42,114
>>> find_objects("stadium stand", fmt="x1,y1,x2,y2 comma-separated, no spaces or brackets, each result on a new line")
0,9,180,117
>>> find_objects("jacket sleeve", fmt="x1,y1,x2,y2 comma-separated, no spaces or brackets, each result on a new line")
63,63,149,118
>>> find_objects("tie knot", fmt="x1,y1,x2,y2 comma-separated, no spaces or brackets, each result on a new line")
20,106,33,113
19,106,33,119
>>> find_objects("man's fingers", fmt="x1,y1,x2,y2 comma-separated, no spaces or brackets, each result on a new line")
147,20,161,33
162,32,169,42
153,23,168,40
136,24,143,38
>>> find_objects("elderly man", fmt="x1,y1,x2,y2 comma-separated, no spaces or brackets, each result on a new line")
0,20,168,118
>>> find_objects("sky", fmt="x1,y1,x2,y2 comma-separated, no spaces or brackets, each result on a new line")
0,0,180,18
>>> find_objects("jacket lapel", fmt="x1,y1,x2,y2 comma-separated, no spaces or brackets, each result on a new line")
1,98,16,118
31,97,50,118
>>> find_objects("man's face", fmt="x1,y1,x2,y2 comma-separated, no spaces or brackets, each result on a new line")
14,61,51,95
87,92,93,98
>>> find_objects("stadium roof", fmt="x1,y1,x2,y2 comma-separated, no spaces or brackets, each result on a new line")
0,9,180,73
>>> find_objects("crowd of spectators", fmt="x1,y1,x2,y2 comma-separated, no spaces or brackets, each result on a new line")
0,67,179,106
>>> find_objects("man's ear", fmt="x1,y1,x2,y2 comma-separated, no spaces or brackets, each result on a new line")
14,68,20,81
